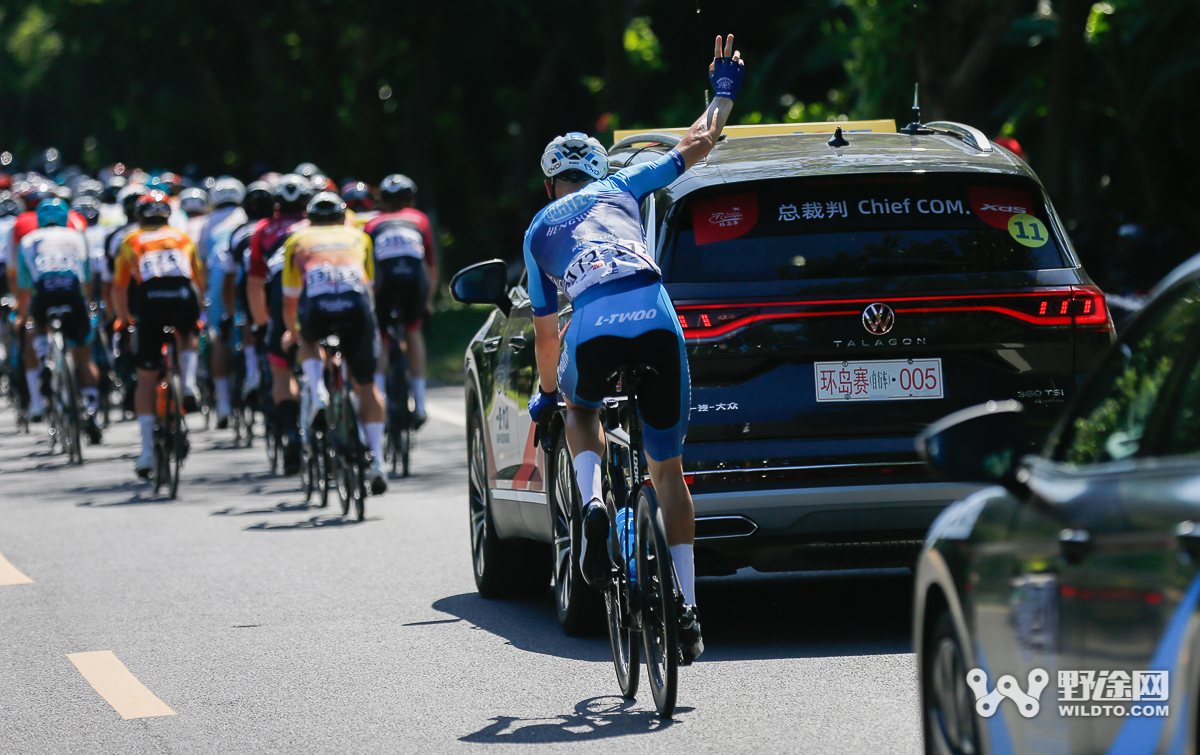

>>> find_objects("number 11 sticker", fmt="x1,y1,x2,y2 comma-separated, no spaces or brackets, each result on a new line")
1007,213,1048,248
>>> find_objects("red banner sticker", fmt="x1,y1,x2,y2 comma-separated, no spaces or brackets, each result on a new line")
691,193,759,245
968,186,1035,230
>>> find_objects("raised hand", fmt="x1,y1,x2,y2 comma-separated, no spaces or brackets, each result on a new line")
708,34,745,101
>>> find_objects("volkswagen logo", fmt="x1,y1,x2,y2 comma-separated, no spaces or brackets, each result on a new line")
862,303,895,335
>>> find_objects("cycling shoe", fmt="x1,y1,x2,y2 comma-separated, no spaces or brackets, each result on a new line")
369,456,388,495
135,449,154,479
578,498,612,589
86,415,103,445
283,434,302,475
411,406,427,429
678,604,705,665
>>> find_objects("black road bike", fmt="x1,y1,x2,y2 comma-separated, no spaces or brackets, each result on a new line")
323,336,368,521
149,325,188,499
43,312,84,465
599,365,684,718
384,333,414,477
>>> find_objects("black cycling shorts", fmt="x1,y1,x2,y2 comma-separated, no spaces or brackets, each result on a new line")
132,277,201,372
374,257,429,337
31,275,91,347
298,290,379,386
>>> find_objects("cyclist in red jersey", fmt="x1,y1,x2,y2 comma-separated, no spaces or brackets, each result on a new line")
247,175,312,474
362,174,438,425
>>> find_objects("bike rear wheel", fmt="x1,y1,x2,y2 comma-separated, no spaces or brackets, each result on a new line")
60,350,84,465
636,485,679,717
604,490,640,700
166,372,186,499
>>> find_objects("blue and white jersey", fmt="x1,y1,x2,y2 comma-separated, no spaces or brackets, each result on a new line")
0,215,17,273
523,149,684,317
17,226,91,290
199,205,247,318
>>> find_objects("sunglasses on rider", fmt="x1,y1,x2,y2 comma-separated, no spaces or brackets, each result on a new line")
554,169,593,184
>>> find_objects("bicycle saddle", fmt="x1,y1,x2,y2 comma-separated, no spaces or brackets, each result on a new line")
606,363,658,396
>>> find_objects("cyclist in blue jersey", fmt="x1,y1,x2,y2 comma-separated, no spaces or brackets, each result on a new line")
527,35,744,664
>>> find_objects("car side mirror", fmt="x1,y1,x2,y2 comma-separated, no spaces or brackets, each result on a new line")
450,259,511,316
917,400,1027,488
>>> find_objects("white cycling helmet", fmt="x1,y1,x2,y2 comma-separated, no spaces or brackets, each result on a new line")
541,132,608,181
179,187,210,214
210,177,246,206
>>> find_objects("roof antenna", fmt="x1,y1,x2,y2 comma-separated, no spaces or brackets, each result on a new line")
901,83,923,135
827,126,849,149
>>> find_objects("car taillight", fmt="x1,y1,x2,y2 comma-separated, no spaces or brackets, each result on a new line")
1070,285,1112,330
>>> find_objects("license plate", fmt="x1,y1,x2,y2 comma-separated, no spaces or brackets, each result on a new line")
814,359,944,402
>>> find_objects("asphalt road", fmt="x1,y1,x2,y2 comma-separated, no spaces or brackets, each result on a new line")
0,385,923,754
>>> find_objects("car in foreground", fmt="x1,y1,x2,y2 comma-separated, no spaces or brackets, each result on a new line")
914,259,1200,754
453,118,1114,634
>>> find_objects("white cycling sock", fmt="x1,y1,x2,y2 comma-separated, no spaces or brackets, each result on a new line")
364,422,385,459
374,373,386,397
180,350,199,395
214,378,231,416
32,335,48,360
671,544,696,605
301,359,327,403
574,451,602,505
25,369,43,413
412,377,426,412
82,386,100,413
137,414,154,455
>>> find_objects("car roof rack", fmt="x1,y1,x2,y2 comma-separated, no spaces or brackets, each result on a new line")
610,119,897,148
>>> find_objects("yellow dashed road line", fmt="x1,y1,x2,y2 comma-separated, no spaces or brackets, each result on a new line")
0,551,33,585
67,651,177,720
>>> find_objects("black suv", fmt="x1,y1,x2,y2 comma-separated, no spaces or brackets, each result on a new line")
452,120,1114,633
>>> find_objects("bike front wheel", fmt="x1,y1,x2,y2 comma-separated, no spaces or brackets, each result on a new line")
604,491,640,700
636,484,678,718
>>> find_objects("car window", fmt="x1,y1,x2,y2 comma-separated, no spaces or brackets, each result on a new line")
1158,332,1200,457
664,174,1067,283
1051,282,1200,465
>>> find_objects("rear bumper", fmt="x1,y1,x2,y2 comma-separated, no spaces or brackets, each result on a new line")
691,481,982,575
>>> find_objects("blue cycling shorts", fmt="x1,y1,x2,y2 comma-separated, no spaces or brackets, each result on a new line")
558,276,689,461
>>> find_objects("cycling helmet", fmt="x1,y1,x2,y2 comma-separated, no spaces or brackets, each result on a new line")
294,162,321,179
341,181,375,212
179,187,210,215
308,174,335,192
53,184,74,202
22,182,57,209
102,175,128,203
306,191,347,225
71,196,101,225
157,171,183,196
379,173,417,201
242,181,274,220
37,197,70,228
135,189,172,221
0,191,25,217
117,183,149,216
541,132,608,180
272,173,313,209
75,178,104,199
209,177,246,207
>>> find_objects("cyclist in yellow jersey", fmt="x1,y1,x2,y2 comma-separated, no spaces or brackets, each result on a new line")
281,192,389,494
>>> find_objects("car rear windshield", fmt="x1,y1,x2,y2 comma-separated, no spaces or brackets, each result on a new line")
664,174,1069,283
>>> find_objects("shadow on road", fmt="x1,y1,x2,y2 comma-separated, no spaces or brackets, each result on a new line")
244,514,368,531
460,696,686,743
211,500,315,516
433,568,913,666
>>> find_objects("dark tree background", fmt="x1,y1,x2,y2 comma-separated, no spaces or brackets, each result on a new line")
2,0,1198,291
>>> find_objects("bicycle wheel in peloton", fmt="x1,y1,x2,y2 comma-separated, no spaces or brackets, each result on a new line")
604,489,640,700
636,484,678,717
61,350,83,465
167,373,185,500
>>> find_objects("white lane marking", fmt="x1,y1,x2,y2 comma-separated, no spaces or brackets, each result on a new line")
426,404,466,428
67,651,177,720
0,551,33,585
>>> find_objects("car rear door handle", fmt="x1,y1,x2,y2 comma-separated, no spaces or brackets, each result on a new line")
482,336,502,353
508,335,527,351
1059,528,1092,564
1176,521,1200,558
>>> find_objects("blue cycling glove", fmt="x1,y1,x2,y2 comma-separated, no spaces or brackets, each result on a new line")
529,388,560,451
709,57,744,100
